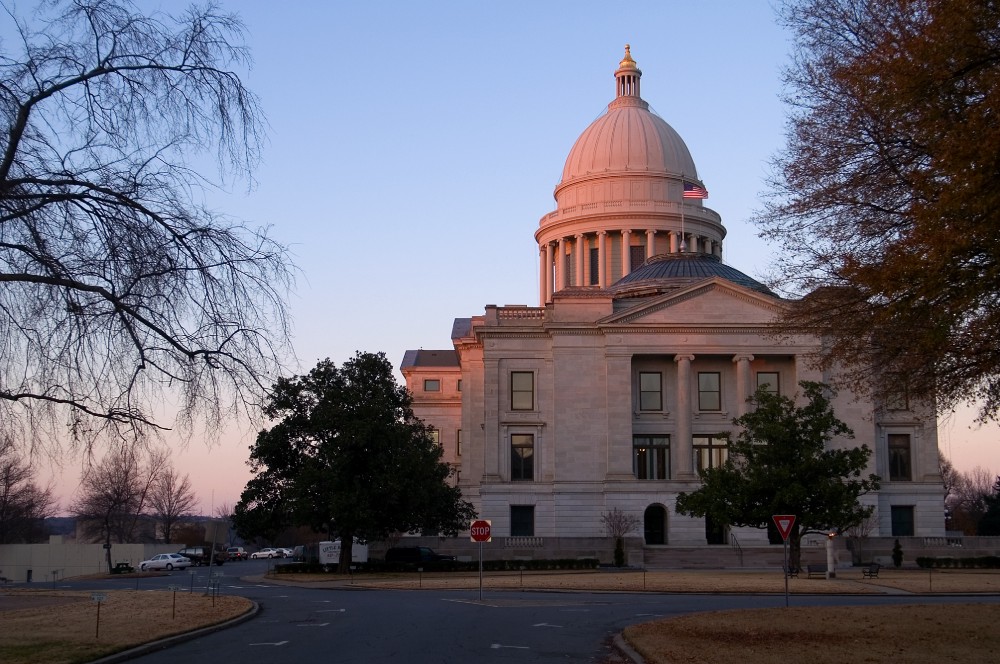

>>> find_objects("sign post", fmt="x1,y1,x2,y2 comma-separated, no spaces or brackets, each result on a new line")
470,519,492,601
772,514,796,607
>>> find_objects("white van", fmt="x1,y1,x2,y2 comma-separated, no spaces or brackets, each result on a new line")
318,539,369,566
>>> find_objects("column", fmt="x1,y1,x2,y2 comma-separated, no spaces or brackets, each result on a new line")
598,231,607,288
669,230,679,253
544,242,554,303
575,234,585,287
621,229,632,276
538,246,546,306
703,237,712,254
556,237,566,291
645,229,656,260
674,354,695,479
733,354,755,417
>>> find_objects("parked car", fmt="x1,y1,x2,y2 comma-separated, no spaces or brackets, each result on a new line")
226,546,248,561
139,553,191,571
277,547,294,558
384,546,456,564
250,547,282,559
177,546,224,566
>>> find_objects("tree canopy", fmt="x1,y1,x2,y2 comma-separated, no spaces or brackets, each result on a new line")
234,352,476,572
757,0,1000,419
0,0,294,456
675,382,879,567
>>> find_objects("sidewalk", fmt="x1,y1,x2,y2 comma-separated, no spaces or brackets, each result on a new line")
246,567,1000,595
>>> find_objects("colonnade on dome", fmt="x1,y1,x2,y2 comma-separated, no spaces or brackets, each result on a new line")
538,224,724,304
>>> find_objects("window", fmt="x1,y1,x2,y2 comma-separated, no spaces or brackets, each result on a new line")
511,434,534,481
428,429,440,445
888,433,912,481
891,505,914,536
633,435,670,479
885,390,908,411
457,379,462,392
756,372,780,395
423,379,440,392
589,247,599,285
639,372,662,411
693,435,728,473
510,505,535,537
698,372,721,411
511,371,534,411
456,429,462,456
629,245,646,271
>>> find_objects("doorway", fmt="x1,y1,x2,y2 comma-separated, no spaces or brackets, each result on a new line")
644,505,667,545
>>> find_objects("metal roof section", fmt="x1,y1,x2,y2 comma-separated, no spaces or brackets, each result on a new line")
610,253,777,298
400,349,459,369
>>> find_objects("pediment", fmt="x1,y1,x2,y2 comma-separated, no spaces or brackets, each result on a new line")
600,278,788,327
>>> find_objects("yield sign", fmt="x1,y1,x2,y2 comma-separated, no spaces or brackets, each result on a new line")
772,514,796,541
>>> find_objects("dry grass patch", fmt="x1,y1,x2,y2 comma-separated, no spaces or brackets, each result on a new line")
0,590,251,664
624,604,1000,664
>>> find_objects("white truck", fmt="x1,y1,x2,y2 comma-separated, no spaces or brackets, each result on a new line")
317,539,369,567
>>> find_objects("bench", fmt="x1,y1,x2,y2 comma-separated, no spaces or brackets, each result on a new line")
783,565,799,578
806,564,827,578
861,562,880,579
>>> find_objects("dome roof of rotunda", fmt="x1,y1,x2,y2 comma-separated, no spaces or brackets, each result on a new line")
559,46,699,187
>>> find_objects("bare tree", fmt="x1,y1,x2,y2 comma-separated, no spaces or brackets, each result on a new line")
601,507,641,567
71,443,166,571
0,0,294,458
148,463,197,544
757,0,1000,419
0,437,56,543
947,465,996,535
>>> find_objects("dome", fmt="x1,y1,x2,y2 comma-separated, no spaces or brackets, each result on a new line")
611,253,776,297
558,45,699,190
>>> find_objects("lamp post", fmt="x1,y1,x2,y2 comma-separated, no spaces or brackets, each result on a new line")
825,532,836,579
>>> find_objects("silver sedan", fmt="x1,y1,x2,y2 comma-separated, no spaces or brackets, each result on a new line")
138,553,192,571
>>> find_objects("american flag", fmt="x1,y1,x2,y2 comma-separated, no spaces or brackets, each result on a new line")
683,182,708,199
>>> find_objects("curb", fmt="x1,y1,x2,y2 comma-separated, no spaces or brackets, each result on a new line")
88,600,260,664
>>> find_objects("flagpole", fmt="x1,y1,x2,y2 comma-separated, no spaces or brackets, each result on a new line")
680,175,686,252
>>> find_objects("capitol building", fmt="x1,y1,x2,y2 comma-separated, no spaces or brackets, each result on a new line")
401,47,945,562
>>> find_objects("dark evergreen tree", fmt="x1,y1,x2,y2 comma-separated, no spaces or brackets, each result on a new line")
978,477,1000,536
676,382,880,568
234,352,476,572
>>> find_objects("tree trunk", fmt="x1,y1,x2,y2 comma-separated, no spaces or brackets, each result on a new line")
338,530,353,574
790,524,802,570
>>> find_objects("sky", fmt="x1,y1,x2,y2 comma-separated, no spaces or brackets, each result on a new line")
22,0,999,514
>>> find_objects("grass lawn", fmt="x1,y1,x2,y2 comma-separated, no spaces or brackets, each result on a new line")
0,589,251,664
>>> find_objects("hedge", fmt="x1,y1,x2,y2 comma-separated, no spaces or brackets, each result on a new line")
915,556,1000,569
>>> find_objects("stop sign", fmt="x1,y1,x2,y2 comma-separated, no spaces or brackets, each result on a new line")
470,519,492,543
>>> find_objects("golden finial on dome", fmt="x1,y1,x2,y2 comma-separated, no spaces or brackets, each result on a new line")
619,44,637,70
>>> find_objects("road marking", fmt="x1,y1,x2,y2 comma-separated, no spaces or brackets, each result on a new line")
249,641,288,646
316,609,346,613
533,623,563,628
491,644,529,650
297,623,330,627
